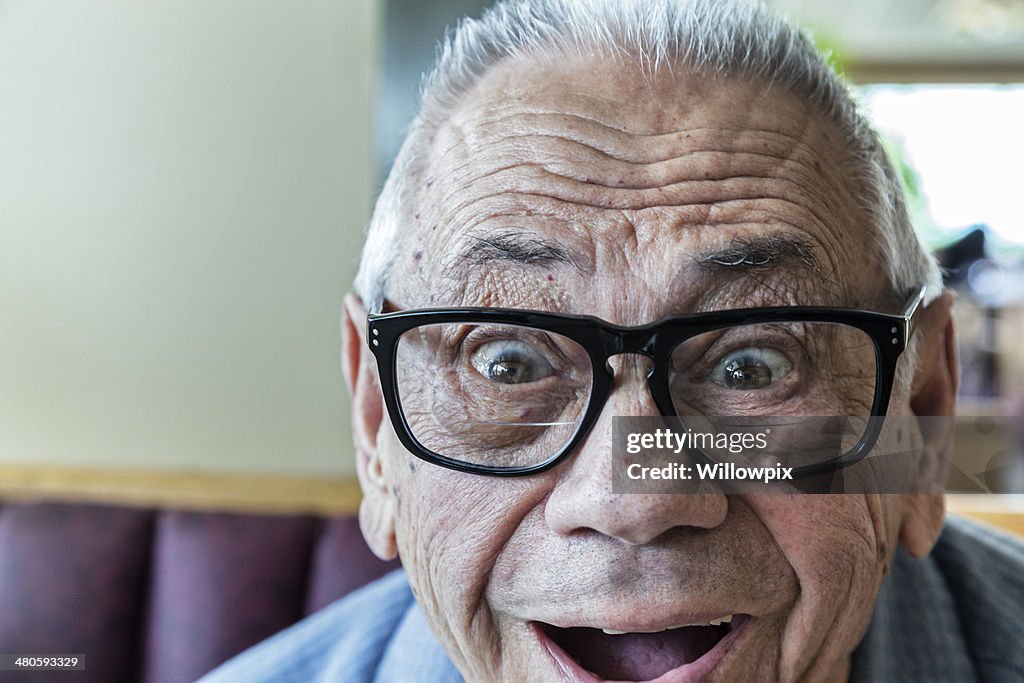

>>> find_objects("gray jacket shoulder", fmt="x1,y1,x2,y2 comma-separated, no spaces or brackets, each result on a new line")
930,515,1024,681
851,514,1024,682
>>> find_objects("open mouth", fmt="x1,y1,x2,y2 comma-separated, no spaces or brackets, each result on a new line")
536,614,748,682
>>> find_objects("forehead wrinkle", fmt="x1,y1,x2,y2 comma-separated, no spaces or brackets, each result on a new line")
436,176,842,240
443,133,832,194
418,150,854,299
410,67,870,314
419,180,850,308
425,87,860,231
535,149,826,191
446,107,828,167
426,129,855,261
430,117,843,216
423,197,852,310
439,77,826,164
436,55,863,210
458,72,808,139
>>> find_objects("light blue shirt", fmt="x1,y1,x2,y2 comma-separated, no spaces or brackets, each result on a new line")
199,515,1024,682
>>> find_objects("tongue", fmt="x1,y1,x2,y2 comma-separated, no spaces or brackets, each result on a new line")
548,625,727,681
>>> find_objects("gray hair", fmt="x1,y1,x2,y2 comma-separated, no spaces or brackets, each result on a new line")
354,0,942,324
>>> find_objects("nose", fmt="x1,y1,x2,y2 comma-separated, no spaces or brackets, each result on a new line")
544,354,728,545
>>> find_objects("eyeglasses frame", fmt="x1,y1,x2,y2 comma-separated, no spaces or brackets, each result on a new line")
366,286,927,478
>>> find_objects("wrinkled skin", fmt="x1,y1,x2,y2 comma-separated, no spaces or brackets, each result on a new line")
342,55,959,683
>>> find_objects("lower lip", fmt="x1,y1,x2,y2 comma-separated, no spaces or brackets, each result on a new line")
533,616,751,683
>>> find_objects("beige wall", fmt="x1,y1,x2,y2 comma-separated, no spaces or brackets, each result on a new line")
0,0,378,476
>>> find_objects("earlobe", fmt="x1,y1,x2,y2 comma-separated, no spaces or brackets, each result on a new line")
901,493,946,557
359,486,398,561
341,293,398,560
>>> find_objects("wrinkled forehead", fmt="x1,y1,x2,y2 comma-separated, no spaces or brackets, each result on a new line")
391,55,880,322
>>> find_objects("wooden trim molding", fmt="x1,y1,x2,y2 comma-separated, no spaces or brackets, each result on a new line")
0,463,362,516
947,493,1024,538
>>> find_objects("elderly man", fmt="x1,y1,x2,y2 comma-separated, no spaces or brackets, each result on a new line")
203,0,1024,681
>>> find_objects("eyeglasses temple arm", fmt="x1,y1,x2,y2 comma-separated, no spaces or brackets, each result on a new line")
903,285,929,345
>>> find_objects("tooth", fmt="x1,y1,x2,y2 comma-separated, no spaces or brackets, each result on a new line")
602,615,734,635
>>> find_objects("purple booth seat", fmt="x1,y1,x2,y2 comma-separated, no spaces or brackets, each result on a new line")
0,502,399,683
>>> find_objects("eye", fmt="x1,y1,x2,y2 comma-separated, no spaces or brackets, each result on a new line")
470,339,555,384
710,348,792,390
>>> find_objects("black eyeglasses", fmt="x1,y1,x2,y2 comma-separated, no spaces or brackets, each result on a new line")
366,287,927,478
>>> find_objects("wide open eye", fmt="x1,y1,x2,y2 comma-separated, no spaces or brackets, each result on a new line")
470,339,555,384
709,348,792,390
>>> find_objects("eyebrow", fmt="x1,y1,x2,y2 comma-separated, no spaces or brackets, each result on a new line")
459,230,584,270
453,230,827,289
694,234,825,281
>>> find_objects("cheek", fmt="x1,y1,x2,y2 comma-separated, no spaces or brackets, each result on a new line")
391,454,502,606
381,429,550,651
749,495,900,675
755,496,895,590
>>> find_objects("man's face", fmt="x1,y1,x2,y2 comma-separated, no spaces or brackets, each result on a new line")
349,56,950,682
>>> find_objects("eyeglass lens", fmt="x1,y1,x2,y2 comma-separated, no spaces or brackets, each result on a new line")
394,321,877,469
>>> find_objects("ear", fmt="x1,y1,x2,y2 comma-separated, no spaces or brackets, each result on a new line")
908,290,959,421
341,293,398,560
901,290,959,557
